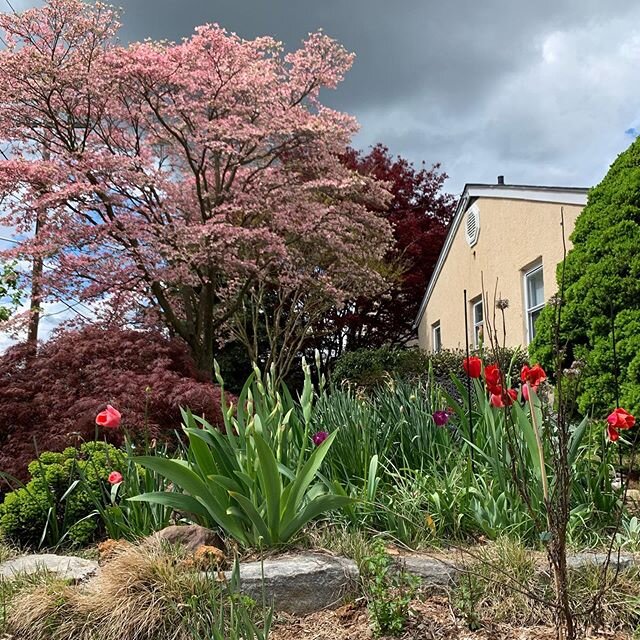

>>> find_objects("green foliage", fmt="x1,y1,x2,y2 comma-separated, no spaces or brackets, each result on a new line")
313,370,620,547
314,377,451,486
0,261,21,322
183,559,273,640
531,136,640,417
76,438,174,541
362,540,420,636
332,345,528,392
445,375,621,546
0,442,125,548
132,361,352,547
617,515,640,551
332,346,429,388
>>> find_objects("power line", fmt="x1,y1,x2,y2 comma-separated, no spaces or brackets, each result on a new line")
0,235,97,318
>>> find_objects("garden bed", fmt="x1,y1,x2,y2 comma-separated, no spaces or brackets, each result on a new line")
271,599,633,640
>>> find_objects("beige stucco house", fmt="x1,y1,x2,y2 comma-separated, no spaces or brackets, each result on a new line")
415,178,588,352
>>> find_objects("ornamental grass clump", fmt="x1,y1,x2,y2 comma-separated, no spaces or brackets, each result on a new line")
453,538,640,632
6,540,272,640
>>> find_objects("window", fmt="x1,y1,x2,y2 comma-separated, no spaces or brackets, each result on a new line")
432,322,442,353
524,265,544,343
472,299,484,347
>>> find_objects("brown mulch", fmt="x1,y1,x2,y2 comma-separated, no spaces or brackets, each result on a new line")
271,597,632,640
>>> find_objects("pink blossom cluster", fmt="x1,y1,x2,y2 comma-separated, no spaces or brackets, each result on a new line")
0,0,392,363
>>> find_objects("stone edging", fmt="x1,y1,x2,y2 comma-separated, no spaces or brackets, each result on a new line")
0,550,635,616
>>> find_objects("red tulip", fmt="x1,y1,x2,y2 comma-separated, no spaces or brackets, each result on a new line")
607,407,635,430
521,364,547,388
607,424,620,442
490,389,517,408
463,356,482,379
96,405,121,429
108,471,123,485
606,408,635,443
489,393,503,408
484,364,502,395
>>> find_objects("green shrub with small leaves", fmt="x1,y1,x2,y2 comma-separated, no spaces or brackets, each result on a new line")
362,540,420,636
0,441,125,548
332,345,527,392
531,136,640,417
331,346,429,388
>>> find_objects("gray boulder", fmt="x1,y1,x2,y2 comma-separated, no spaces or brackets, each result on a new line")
215,553,359,615
0,554,98,583
566,552,635,572
396,555,459,586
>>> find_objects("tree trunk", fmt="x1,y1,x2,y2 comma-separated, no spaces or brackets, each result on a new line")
27,141,50,348
27,237,43,347
191,334,214,376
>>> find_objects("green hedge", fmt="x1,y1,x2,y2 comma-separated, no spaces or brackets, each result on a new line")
332,346,529,390
530,137,640,418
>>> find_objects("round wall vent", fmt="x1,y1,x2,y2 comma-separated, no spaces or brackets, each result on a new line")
465,203,480,247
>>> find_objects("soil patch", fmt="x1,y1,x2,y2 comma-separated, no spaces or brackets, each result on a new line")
271,596,633,640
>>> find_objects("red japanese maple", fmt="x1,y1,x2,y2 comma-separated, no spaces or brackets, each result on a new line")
314,144,455,357
0,326,230,485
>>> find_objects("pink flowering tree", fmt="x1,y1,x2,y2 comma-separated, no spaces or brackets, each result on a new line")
0,0,391,371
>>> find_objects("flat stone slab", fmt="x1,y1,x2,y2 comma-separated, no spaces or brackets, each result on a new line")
565,552,635,572
212,553,359,615
395,555,459,586
395,551,637,586
0,554,98,583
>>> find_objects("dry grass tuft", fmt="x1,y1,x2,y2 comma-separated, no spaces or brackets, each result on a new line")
7,581,77,639
7,540,214,640
96,538,133,564
569,563,640,631
453,538,550,627
0,540,15,564
453,538,640,634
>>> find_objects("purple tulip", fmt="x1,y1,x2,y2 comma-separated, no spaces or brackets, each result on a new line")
312,431,329,446
432,410,450,427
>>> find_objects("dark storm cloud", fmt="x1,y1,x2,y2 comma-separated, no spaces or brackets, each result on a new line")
12,0,640,190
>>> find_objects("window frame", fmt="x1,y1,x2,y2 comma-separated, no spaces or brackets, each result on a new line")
471,298,484,348
432,321,442,353
524,264,545,343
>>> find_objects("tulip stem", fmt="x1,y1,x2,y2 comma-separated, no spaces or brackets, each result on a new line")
527,382,549,506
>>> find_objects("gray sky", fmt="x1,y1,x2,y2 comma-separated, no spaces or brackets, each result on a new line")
117,0,640,194
10,0,640,194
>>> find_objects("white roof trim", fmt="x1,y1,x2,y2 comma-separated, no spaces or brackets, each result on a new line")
464,185,588,206
413,183,589,329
